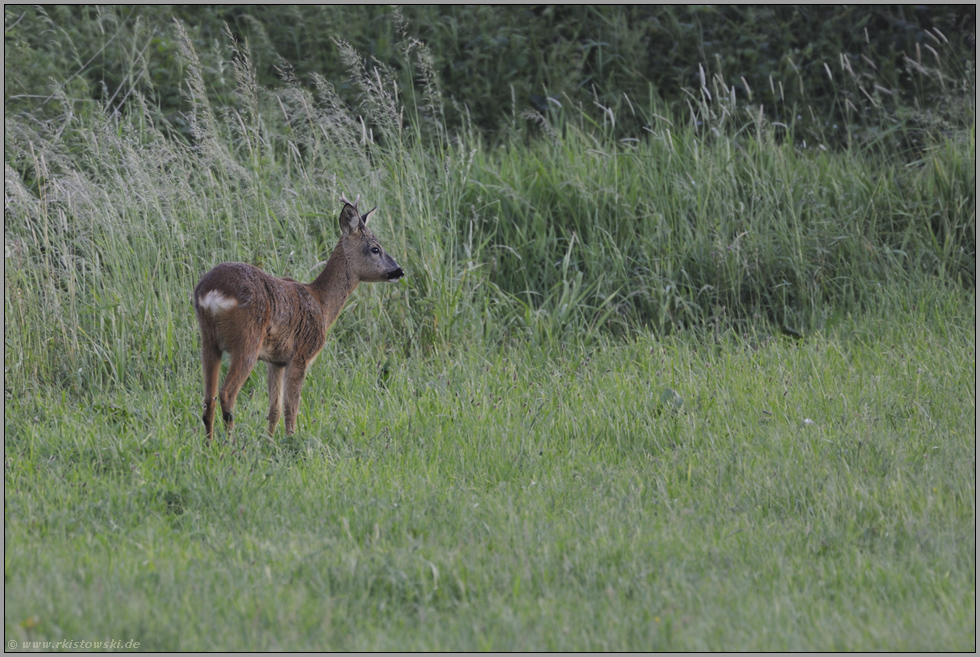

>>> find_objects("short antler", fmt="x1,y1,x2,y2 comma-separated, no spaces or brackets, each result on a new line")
339,192,361,213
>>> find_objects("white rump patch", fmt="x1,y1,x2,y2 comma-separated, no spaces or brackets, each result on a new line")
198,290,239,314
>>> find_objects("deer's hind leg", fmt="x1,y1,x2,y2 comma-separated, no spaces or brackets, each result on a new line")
218,348,259,437
201,343,222,442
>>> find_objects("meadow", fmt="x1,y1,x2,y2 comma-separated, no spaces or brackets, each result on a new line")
4,6,976,650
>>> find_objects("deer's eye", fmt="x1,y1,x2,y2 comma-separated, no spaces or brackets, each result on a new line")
371,247,381,255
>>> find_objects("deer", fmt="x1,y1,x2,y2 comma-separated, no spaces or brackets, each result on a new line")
194,194,404,442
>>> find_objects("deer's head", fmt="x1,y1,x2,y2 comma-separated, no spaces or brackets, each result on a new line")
338,196,404,283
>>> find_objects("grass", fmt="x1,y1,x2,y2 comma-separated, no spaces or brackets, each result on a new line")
4,293,975,650
4,13,976,652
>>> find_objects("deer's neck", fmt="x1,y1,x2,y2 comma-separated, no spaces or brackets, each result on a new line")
309,242,359,328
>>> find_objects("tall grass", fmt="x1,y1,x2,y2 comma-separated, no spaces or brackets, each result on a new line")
5,16,974,398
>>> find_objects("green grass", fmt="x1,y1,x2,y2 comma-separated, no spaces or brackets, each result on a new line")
4,12,976,652
4,294,975,650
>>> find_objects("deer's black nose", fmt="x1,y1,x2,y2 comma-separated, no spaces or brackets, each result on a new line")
387,267,405,281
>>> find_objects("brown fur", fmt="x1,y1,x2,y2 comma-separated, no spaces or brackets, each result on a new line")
194,196,403,441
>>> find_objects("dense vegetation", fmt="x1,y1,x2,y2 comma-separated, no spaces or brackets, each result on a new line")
5,6,976,139
4,5,976,651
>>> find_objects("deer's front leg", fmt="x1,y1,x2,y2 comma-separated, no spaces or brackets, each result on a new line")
282,359,312,435
267,362,285,435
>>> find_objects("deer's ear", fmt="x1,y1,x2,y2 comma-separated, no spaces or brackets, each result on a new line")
339,203,362,235
361,206,378,226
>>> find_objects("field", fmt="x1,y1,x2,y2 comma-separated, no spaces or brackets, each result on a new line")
4,6,976,651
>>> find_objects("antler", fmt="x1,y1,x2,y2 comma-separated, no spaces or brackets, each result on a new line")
339,192,361,212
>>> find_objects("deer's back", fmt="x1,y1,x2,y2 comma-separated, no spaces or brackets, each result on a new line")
195,262,327,363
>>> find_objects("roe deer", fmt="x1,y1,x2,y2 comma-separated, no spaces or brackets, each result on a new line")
194,195,404,442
